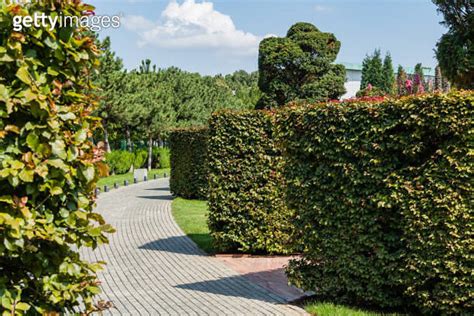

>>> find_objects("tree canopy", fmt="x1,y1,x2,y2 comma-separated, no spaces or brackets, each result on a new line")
256,22,346,109
433,0,473,88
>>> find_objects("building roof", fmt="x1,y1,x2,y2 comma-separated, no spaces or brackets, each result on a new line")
340,62,435,77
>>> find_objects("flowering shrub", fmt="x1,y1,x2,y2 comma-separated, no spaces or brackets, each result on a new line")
0,1,113,313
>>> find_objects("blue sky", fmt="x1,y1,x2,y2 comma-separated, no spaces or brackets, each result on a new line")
93,0,446,75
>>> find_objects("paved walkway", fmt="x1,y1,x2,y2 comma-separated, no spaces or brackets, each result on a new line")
81,179,306,315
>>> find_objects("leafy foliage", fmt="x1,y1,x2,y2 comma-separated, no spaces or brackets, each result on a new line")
153,147,170,169
256,22,345,109
433,0,473,88
169,127,208,199
278,91,473,315
0,1,114,313
207,111,296,254
105,150,134,174
132,149,148,169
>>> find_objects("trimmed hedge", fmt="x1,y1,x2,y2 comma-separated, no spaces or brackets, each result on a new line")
170,127,208,199
278,92,473,314
208,111,296,254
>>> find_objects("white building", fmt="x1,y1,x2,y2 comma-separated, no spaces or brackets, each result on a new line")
341,62,435,99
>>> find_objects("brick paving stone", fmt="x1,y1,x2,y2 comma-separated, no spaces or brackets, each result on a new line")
81,179,307,316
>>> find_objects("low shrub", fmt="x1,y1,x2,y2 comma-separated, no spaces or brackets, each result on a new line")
169,127,208,199
153,147,170,169
278,91,473,315
133,149,148,169
106,150,134,174
207,111,296,254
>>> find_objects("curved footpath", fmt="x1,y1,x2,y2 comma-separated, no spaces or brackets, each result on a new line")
81,178,306,315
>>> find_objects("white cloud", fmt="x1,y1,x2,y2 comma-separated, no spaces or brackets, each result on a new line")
314,4,331,12
122,0,263,55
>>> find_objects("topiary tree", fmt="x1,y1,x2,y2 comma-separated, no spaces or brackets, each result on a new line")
256,22,346,109
0,1,114,313
432,0,473,89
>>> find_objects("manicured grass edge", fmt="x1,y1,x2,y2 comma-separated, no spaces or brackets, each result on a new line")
171,198,214,254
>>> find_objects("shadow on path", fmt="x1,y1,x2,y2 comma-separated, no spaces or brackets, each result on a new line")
139,235,204,255
175,269,289,304
137,195,174,201
144,187,171,192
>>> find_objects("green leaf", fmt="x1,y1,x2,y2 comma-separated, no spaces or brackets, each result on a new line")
50,187,63,195
26,133,40,150
19,169,34,182
16,67,32,85
81,166,95,183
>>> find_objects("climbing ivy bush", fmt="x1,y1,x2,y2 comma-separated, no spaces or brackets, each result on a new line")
278,92,473,314
208,111,297,254
0,1,114,314
170,127,208,199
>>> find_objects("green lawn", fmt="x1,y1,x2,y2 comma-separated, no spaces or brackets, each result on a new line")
305,302,402,316
171,198,214,254
97,168,170,188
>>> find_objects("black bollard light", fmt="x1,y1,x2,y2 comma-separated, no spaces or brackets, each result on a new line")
164,172,167,178
104,185,109,193
124,180,128,186
134,177,137,184
144,176,147,182
154,174,157,180
114,182,118,189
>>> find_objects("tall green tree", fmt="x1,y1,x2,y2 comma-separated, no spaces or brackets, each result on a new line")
128,65,175,170
256,22,346,109
432,0,473,88
360,49,384,90
382,53,395,94
93,37,124,152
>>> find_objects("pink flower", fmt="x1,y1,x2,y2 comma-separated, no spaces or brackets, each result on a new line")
405,79,413,94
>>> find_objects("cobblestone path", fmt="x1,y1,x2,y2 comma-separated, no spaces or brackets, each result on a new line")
81,179,306,315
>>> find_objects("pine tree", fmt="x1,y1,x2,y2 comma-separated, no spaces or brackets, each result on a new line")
360,49,384,90
93,37,124,152
382,52,395,94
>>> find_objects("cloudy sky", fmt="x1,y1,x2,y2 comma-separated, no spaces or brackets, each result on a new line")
93,0,446,75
